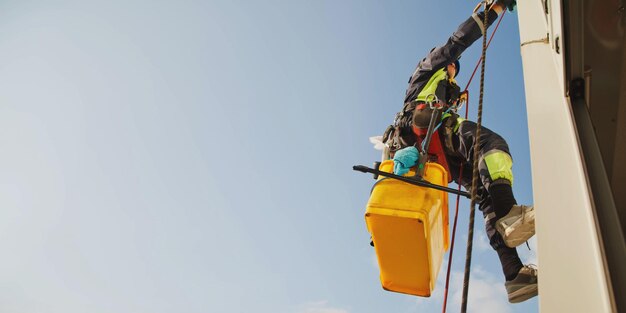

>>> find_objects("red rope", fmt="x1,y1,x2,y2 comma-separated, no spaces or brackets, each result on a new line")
463,12,506,92
441,155,466,313
441,11,505,313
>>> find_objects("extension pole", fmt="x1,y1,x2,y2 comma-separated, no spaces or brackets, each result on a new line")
352,165,471,198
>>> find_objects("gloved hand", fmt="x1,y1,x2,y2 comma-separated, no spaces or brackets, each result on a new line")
497,0,516,11
393,146,419,175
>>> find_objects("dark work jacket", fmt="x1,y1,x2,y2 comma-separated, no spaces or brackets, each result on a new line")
403,9,500,104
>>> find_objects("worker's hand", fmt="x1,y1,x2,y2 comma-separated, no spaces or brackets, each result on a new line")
393,146,419,175
496,0,516,12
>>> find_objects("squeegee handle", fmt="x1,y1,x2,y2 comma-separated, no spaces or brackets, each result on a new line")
352,165,471,198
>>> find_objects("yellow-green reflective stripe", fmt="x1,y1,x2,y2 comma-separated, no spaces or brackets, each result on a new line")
442,114,465,132
453,118,465,132
484,151,514,185
441,115,465,132
416,68,448,102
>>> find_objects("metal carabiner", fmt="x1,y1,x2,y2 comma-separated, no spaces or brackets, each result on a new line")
452,90,469,112
425,94,445,110
474,0,494,13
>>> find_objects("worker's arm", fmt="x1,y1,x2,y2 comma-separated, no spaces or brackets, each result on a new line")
403,4,506,103
404,4,504,103
411,4,505,81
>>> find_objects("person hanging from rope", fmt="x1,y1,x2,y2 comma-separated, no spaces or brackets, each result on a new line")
382,0,537,303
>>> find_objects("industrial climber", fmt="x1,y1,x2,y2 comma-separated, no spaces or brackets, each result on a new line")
382,0,537,303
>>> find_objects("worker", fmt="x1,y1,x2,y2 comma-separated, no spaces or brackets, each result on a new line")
382,0,537,303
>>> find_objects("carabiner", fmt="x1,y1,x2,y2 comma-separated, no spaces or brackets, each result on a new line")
425,94,445,110
453,90,469,112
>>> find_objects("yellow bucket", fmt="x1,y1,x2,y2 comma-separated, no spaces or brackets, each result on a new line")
365,160,449,297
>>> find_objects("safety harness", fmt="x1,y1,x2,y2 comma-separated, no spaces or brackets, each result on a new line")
383,67,466,178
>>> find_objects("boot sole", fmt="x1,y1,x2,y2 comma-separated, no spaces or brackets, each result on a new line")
508,283,538,303
496,209,535,248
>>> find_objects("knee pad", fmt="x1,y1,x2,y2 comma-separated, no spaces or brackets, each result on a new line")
479,150,514,189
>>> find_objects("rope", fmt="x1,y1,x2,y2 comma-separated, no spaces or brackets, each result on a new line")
441,10,505,313
461,2,490,312
464,11,505,91
441,153,466,313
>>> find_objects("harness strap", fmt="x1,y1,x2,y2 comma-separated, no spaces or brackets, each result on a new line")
442,114,461,157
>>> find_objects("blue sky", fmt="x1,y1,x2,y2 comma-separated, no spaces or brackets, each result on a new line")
0,1,536,312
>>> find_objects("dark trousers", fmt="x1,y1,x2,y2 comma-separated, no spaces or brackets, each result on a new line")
440,120,523,279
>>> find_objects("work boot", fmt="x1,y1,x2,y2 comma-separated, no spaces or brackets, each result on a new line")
496,204,535,248
505,265,538,303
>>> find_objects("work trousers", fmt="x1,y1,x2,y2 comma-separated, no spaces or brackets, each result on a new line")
440,119,514,250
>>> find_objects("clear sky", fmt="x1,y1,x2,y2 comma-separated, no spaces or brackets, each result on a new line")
0,0,537,312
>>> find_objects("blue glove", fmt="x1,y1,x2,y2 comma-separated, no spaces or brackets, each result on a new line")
393,146,419,175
